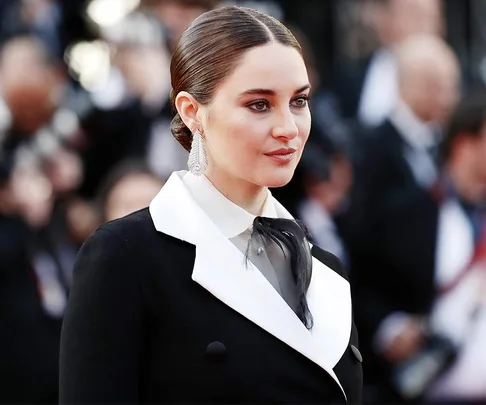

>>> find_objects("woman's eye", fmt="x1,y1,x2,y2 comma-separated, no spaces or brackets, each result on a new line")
248,101,269,112
291,96,308,108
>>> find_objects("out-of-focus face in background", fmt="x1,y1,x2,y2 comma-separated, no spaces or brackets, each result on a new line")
405,55,460,125
375,0,444,46
0,37,64,134
396,35,460,126
447,120,486,206
104,172,164,222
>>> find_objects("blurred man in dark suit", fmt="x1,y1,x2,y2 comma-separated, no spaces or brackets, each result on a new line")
342,34,461,403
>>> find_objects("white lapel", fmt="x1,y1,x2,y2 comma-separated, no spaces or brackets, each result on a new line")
150,172,351,400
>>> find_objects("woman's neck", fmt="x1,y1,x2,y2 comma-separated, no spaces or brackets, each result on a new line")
204,168,268,216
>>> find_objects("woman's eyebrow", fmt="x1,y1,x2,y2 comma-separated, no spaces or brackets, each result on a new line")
237,84,311,98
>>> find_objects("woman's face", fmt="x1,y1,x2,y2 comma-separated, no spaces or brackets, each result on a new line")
200,42,311,190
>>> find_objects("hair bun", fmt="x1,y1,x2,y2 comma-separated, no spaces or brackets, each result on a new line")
170,113,193,152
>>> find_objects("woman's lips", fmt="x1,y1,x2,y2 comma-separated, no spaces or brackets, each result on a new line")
264,148,296,163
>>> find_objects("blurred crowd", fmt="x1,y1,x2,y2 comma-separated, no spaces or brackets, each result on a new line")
0,0,486,403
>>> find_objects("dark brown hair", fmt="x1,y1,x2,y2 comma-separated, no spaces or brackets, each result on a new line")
141,0,219,10
170,5,303,151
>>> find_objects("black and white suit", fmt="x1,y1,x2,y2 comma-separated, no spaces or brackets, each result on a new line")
59,171,363,404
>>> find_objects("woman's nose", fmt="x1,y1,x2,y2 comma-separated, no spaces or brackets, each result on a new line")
271,110,299,140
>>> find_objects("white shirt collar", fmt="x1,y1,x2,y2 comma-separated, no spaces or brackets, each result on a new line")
389,98,437,150
182,171,278,238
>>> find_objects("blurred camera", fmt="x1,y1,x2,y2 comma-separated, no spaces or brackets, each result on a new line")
392,333,458,401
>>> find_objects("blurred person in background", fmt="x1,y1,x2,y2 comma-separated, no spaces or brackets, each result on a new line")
351,92,486,404
0,35,82,404
0,35,83,231
0,36,64,142
423,93,486,404
293,139,353,266
342,34,461,403
334,0,444,128
96,160,165,223
79,11,179,198
0,178,62,405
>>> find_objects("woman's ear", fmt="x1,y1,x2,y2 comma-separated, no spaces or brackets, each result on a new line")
175,91,201,132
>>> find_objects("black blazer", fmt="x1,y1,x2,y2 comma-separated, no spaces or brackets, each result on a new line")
59,173,362,404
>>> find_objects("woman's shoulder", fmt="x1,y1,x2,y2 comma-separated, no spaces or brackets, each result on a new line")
73,208,193,289
97,208,155,242
78,208,159,260
82,207,190,259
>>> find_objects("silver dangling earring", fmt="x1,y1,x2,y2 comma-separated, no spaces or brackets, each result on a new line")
187,128,207,176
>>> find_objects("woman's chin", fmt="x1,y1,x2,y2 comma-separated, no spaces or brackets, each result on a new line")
261,171,294,189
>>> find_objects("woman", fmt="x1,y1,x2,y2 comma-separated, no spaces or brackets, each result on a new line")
59,6,362,404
